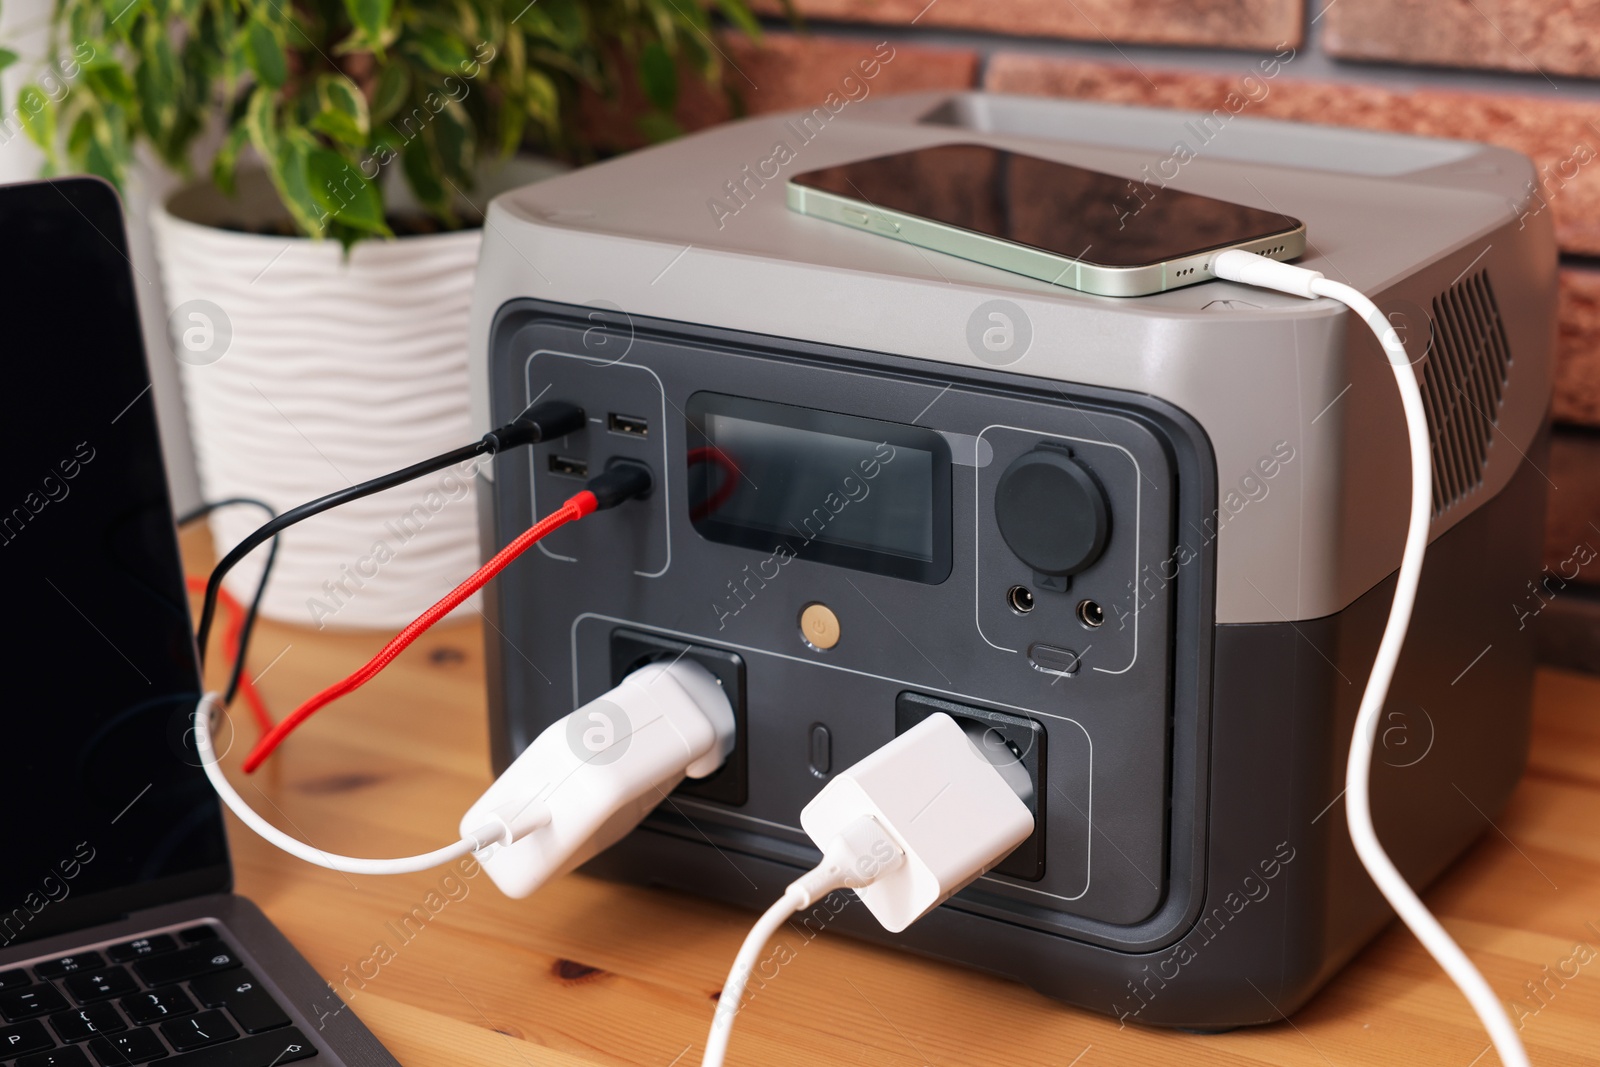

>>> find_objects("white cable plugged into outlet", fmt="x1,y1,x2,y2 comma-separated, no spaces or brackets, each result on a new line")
1212,249,1530,1067
701,712,1034,1067
193,657,736,887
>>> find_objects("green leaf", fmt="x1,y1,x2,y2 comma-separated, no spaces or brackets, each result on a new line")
270,132,325,237
407,26,471,75
523,69,559,138
310,74,370,147
211,121,250,196
136,27,180,151
714,0,762,39
82,63,135,107
542,0,586,44
307,147,389,235
0,47,18,75
342,0,393,50
638,41,677,113
452,0,481,46
310,109,363,146
431,100,473,184
401,134,446,217
501,20,525,82
84,135,120,185
80,101,129,188
636,110,681,143
369,62,409,124
244,85,279,162
514,7,560,44
67,109,94,158
16,86,57,152
496,104,526,160
318,75,370,135
245,20,287,89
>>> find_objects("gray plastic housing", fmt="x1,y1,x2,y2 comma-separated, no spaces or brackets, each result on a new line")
469,91,1557,627
467,92,1553,1026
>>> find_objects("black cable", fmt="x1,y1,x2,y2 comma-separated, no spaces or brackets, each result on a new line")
178,497,279,706
194,400,586,662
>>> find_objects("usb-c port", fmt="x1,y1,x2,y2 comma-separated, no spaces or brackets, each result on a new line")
548,455,589,479
608,413,649,438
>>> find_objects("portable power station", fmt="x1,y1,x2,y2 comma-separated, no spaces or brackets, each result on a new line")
466,91,1556,1028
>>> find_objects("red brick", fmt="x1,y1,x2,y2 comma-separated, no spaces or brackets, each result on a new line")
1557,267,1600,426
754,0,1301,50
1325,0,1600,80
579,33,977,151
984,54,1600,256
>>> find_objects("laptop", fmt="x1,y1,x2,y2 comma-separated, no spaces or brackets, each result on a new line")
0,177,398,1067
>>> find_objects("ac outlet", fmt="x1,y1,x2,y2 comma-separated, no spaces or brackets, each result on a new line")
609,628,748,806
894,691,1047,881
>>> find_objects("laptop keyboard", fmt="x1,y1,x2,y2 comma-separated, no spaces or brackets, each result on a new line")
0,924,317,1066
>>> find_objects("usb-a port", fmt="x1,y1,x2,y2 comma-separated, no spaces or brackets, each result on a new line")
548,454,588,479
608,413,649,438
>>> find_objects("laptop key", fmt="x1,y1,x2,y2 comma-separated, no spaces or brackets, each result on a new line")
187,972,288,1035
0,984,71,1021
18,1046,92,1067
0,1018,54,1056
35,954,105,980
65,968,139,1005
0,968,32,991
86,1027,167,1065
121,987,197,1026
51,1003,127,1042
177,926,218,945
163,1027,316,1066
132,943,240,987
161,1010,237,1053
106,937,178,964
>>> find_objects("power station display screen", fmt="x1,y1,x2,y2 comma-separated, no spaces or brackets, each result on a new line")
686,393,952,583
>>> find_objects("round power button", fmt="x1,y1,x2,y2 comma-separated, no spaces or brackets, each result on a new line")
799,603,841,651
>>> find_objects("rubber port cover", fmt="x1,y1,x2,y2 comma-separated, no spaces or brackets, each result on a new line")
994,448,1109,577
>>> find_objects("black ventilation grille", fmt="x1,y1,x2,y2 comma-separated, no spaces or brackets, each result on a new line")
1417,271,1512,516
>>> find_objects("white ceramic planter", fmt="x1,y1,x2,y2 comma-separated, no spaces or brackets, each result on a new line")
153,162,561,630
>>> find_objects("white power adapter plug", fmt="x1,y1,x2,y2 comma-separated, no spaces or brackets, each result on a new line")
460,658,736,898
799,711,1034,932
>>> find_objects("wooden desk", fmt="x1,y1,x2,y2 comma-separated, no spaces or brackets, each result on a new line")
189,545,1600,1067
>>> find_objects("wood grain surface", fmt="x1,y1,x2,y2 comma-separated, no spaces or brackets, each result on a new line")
184,532,1600,1067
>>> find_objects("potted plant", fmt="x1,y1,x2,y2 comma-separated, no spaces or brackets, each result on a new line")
11,0,760,629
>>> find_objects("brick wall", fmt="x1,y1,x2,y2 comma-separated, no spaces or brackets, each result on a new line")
583,1,1600,669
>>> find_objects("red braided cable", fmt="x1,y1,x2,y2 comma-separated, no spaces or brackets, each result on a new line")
241,491,598,773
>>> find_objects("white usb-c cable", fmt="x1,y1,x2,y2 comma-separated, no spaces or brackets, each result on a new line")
193,691,497,874
702,712,1035,1067
1212,249,1529,1067
702,815,906,1067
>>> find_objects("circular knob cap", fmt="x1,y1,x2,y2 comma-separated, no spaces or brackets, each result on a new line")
994,449,1109,577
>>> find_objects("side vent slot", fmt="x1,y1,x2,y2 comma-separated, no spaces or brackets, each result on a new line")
1416,270,1513,517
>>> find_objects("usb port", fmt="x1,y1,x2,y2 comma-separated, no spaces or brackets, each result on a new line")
548,454,588,479
608,413,649,438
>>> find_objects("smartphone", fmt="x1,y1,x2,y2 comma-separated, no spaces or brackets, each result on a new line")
786,143,1306,297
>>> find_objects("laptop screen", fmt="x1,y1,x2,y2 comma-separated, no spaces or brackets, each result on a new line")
0,178,230,948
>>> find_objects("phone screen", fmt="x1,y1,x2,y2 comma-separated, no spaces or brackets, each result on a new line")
790,143,1300,269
